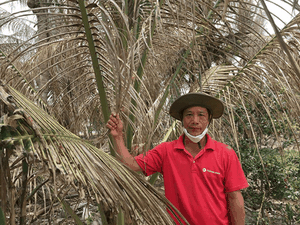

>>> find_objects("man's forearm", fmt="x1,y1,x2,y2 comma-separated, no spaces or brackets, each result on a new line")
227,191,245,225
112,135,142,171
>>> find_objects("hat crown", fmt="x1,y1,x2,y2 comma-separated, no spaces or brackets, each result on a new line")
169,93,224,120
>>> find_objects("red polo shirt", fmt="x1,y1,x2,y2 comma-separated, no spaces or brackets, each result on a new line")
135,134,249,225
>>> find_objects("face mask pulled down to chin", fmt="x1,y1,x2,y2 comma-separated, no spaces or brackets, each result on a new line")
183,127,208,143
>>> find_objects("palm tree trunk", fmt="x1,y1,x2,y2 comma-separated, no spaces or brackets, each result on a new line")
27,0,52,102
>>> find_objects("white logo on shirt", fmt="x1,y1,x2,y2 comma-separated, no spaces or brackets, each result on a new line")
202,168,220,175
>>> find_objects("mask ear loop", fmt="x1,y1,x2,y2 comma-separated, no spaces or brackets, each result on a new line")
197,141,201,149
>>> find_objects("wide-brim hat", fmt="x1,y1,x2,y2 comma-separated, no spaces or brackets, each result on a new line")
169,93,224,120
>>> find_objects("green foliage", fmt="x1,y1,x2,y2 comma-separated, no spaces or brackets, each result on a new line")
229,93,300,224
240,145,300,224
0,207,5,225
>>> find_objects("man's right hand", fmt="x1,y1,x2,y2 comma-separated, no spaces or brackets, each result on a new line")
105,113,142,172
106,113,123,137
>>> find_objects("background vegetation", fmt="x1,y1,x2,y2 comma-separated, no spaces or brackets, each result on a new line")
0,0,299,224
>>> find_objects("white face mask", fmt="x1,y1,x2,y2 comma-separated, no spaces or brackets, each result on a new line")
183,127,208,143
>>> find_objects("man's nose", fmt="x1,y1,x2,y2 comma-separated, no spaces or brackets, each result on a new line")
192,115,200,123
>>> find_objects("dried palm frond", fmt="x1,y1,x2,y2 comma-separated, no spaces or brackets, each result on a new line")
1,0,300,223
0,83,187,224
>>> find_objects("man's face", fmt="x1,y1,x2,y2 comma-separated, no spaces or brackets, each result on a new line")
182,106,209,136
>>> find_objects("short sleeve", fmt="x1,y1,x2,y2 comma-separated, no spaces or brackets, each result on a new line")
134,143,166,176
224,148,249,192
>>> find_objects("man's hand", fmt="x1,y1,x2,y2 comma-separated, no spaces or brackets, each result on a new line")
106,113,123,137
105,113,142,172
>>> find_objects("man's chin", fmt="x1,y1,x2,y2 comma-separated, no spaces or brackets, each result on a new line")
188,131,202,136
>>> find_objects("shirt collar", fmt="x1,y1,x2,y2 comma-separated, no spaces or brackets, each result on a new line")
175,134,215,151
204,134,214,151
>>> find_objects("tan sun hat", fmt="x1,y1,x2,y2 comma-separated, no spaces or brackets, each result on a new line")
169,92,224,120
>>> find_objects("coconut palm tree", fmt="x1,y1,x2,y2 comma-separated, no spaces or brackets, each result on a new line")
0,0,300,224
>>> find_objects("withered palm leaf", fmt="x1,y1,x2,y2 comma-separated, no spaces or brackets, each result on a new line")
1,0,300,223
0,84,186,224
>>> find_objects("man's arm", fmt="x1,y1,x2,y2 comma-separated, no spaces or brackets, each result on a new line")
226,190,246,225
106,113,142,171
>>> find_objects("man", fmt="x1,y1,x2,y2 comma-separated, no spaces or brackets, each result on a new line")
106,92,249,225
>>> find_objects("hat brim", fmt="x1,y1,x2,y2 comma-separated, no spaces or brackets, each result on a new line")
169,93,224,120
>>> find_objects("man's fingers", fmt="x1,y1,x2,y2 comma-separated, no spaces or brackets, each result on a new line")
110,113,118,120
107,113,119,128
113,113,120,121
106,113,122,131
109,113,120,124
107,120,116,127
106,121,112,127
